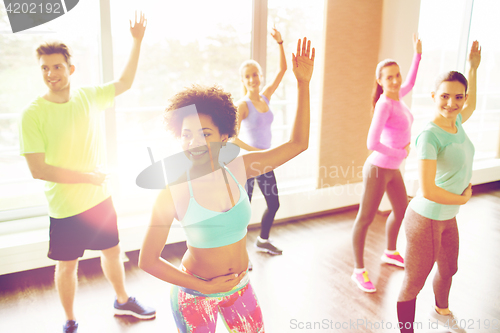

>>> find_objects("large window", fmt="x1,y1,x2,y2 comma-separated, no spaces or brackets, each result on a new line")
467,0,500,160
108,0,253,215
264,0,324,191
408,0,500,171
0,0,324,221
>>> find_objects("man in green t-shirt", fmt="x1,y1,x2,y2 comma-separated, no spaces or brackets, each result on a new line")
19,12,154,333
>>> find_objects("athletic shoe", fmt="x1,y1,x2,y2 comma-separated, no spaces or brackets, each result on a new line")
351,270,376,293
255,237,283,255
429,308,467,333
63,320,78,333
114,297,156,319
381,251,405,267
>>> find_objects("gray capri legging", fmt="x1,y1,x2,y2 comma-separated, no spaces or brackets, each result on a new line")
398,207,459,309
352,160,408,268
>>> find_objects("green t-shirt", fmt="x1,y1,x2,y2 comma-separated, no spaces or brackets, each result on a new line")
19,83,115,218
409,113,475,220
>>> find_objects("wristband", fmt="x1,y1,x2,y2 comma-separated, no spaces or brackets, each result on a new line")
277,40,283,44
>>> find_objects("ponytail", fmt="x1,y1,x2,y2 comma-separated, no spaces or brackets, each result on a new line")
371,82,384,114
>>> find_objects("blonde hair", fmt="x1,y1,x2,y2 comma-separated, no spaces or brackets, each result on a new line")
239,60,263,96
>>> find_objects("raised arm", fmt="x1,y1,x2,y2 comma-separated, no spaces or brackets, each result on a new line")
243,37,314,178
113,11,147,97
400,34,422,97
461,41,481,123
24,153,107,185
419,159,471,205
139,188,244,294
261,26,287,100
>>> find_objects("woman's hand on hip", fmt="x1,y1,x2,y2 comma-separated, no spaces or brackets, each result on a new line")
461,183,472,204
202,270,247,294
404,143,411,158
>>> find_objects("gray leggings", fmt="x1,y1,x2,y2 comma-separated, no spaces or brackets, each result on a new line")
398,207,459,309
352,161,408,268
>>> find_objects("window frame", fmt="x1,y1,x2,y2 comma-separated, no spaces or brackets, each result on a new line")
405,0,500,176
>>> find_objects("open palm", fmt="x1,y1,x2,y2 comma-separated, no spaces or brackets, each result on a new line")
292,37,315,83
130,11,147,41
468,40,481,69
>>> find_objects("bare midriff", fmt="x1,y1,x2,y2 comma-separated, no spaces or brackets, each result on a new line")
181,236,248,284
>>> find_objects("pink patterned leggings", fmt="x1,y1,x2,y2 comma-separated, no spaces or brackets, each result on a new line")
170,274,264,333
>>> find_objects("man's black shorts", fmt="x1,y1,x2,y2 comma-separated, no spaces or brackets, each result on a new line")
48,197,119,261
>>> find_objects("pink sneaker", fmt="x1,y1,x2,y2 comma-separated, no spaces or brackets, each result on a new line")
381,251,405,267
351,270,376,293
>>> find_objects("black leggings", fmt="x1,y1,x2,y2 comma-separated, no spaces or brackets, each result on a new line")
246,170,280,240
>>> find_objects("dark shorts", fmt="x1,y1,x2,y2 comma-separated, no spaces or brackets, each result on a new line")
48,197,119,261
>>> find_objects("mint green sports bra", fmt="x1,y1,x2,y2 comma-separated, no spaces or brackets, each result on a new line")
180,166,251,248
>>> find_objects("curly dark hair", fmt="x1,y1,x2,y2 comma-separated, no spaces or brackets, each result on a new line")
164,84,238,138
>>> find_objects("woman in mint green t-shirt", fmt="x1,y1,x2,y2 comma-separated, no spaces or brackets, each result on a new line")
396,41,481,333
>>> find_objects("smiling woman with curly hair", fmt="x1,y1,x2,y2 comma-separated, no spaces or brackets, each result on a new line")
164,84,238,139
139,38,315,333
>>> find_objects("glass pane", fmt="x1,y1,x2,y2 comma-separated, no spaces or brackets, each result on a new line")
465,0,500,160
407,0,468,171
0,0,100,215
265,0,324,191
410,0,500,173
109,0,252,210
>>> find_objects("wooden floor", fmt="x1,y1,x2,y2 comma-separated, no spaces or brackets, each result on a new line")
1,182,499,333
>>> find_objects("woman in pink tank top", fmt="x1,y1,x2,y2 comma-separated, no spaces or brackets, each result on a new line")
351,34,422,293
233,26,287,256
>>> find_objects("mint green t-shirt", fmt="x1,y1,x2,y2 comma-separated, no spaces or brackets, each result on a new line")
19,83,115,218
409,113,475,220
